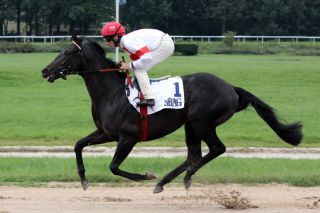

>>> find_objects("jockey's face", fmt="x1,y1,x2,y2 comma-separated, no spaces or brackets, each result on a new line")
105,35,119,48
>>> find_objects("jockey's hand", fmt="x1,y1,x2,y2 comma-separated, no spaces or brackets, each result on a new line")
120,62,131,70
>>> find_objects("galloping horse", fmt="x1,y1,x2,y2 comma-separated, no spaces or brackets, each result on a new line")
41,36,303,193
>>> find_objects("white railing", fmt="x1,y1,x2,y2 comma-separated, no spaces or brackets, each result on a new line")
0,35,320,43
173,35,320,44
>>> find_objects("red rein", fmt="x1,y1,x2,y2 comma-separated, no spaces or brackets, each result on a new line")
99,68,123,72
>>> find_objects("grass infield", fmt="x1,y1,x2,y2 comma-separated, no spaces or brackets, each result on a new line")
0,157,319,187
0,53,318,147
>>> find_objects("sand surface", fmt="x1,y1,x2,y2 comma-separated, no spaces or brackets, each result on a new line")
1,183,319,213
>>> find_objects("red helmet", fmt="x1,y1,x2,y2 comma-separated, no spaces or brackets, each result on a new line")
101,21,126,37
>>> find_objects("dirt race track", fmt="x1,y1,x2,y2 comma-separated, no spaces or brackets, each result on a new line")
0,183,320,213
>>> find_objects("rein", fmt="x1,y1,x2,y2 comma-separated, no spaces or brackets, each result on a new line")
61,41,134,88
62,68,123,75
60,41,124,77
61,67,123,76
100,68,124,72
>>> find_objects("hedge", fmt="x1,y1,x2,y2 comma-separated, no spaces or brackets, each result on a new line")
174,43,198,56
1,41,320,56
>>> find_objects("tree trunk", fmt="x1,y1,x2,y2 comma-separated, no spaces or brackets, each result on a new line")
83,22,89,34
69,21,75,35
35,13,39,35
221,10,226,35
0,19,3,36
48,17,53,35
221,19,226,35
4,19,8,35
27,18,33,35
56,23,61,35
16,0,21,35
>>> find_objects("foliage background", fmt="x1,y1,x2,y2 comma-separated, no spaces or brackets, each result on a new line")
1,0,320,36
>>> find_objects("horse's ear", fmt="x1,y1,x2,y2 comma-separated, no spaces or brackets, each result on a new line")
72,34,79,43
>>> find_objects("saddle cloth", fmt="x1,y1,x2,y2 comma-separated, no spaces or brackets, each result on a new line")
126,76,185,115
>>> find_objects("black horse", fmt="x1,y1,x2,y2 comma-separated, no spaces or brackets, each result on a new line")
41,36,303,193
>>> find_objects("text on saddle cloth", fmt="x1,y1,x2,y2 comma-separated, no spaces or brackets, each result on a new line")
126,76,185,115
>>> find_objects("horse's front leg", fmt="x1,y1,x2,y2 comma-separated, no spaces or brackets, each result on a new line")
109,137,157,181
74,129,113,190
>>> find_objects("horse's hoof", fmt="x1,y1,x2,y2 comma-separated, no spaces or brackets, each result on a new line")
184,178,192,190
145,171,158,180
81,179,90,190
153,185,164,194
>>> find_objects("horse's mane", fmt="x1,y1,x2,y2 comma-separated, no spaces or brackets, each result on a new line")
84,38,118,69
81,38,126,80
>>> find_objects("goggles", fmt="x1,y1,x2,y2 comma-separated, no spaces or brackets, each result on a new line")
104,36,113,42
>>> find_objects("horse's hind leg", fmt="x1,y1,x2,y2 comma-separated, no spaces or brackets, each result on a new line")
153,122,202,194
184,126,226,190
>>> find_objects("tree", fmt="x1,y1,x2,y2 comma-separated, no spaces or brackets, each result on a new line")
122,0,172,32
23,0,44,35
1,0,320,36
68,0,113,34
209,0,237,35
304,0,320,35
40,0,65,35
0,0,10,35
15,0,22,35
166,0,239,35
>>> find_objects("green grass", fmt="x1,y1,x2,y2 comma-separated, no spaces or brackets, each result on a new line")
0,53,319,147
0,157,319,187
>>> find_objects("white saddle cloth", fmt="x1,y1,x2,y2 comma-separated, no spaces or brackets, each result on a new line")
127,76,185,115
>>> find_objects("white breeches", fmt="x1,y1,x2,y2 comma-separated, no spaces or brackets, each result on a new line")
134,34,175,99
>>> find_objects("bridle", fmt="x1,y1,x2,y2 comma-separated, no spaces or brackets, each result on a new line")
57,40,133,88
58,40,123,79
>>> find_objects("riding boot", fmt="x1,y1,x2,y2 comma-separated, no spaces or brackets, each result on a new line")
134,70,155,106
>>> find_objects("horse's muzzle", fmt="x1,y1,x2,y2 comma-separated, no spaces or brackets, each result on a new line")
41,68,56,83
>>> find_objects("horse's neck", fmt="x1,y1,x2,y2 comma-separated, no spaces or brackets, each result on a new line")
82,72,125,104
80,48,125,105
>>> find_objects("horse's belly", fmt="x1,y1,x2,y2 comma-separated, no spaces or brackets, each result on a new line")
147,109,186,140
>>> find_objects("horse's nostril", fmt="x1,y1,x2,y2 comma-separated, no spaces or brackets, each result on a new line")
42,68,48,74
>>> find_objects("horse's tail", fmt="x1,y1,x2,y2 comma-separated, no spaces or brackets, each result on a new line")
234,86,303,146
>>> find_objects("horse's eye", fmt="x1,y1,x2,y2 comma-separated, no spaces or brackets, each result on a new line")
64,50,71,56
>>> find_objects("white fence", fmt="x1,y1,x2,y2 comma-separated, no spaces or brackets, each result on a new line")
0,35,320,44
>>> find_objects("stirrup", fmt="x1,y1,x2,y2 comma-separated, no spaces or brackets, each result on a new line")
137,99,155,107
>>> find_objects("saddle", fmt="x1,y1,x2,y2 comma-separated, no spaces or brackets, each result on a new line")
125,75,185,114
125,75,185,142
131,75,171,91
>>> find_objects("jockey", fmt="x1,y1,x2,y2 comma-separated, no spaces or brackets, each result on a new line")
101,21,175,107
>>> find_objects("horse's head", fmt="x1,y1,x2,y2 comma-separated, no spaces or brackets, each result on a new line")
41,35,87,83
